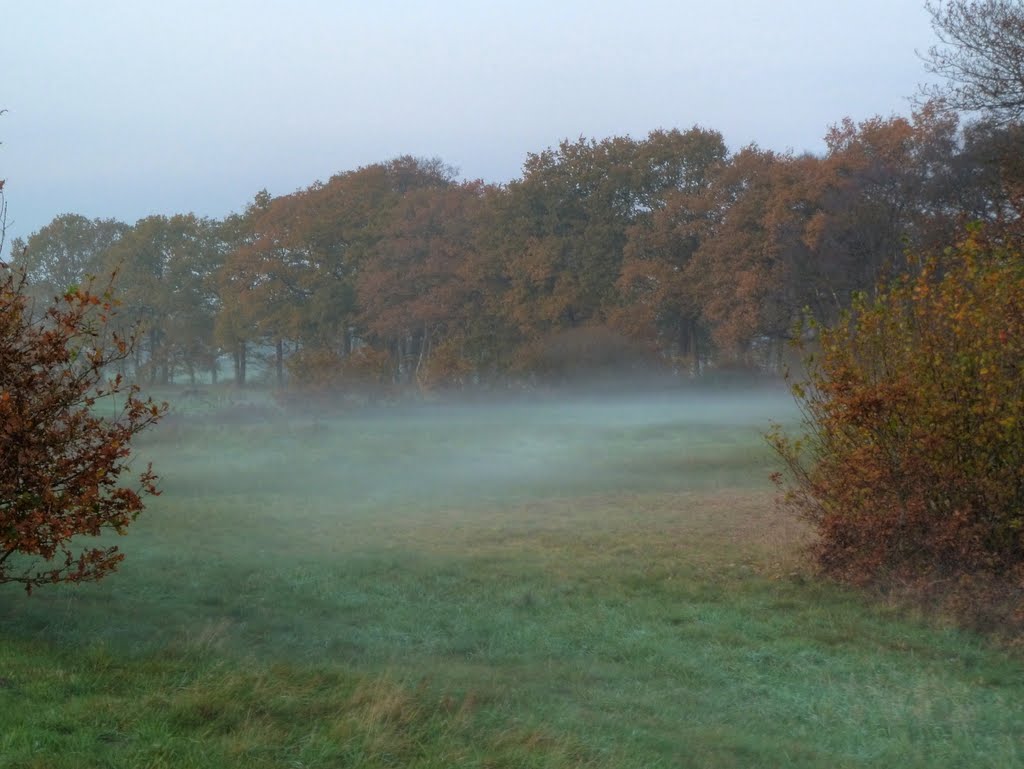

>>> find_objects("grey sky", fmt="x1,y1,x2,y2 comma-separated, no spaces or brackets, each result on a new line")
3,1,939,251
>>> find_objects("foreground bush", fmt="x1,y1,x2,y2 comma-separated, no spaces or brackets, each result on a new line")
0,271,165,591
769,227,1024,586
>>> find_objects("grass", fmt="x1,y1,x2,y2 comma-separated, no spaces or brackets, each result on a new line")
1,391,1023,767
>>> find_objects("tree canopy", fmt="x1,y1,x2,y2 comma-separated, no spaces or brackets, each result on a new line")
12,110,1023,392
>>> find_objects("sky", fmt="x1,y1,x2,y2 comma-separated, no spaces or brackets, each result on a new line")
2,1,940,252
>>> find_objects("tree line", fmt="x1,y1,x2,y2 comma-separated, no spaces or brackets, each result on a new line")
9,107,1022,394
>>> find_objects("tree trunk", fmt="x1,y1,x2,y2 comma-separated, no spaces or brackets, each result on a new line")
773,335,785,376
342,324,352,357
232,342,247,387
677,319,691,359
415,324,429,381
275,338,284,388
148,328,159,386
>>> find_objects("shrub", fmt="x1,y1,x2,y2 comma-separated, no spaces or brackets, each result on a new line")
768,227,1024,585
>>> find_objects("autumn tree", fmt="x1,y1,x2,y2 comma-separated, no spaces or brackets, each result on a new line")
496,135,643,339
357,181,493,388
667,111,987,367
616,128,729,364
215,190,273,386
223,157,455,390
158,216,224,385
101,215,223,385
9,214,129,302
221,190,317,386
0,269,166,591
923,0,1024,122
675,147,817,365
493,129,727,377
284,156,452,351
805,108,965,314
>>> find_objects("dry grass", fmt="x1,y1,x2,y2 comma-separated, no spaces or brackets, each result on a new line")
328,488,815,581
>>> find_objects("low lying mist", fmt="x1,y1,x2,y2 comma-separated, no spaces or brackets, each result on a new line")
9,385,805,673
144,387,799,512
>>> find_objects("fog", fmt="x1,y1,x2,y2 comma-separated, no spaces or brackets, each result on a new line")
149,388,799,512
47,385,803,664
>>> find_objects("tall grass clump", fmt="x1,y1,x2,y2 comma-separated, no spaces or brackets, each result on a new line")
768,227,1024,596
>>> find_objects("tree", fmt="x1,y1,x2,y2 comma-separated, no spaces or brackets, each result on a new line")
101,215,222,385
494,129,727,373
680,146,814,363
358,181,492,386
669,111,980,367
220,157,455,389
923,0,1024,121
496,135,644,338
616,128,729,363
9,214,128,302
807,107,964,313
215,191,273,386
0,270,166,592
769,226,1024,584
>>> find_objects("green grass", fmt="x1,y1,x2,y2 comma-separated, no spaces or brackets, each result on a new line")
1,392,1022,767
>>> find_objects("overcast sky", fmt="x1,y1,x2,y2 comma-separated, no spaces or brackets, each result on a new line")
2,1,940,252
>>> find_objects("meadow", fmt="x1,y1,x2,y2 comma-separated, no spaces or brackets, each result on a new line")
0,389,1022,768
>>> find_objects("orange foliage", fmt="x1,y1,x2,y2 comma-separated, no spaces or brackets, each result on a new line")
769,226,1024,584
0,271,166,592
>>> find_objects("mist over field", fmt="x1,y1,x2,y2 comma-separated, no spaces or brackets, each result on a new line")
0,387,805,669
148,388,798,511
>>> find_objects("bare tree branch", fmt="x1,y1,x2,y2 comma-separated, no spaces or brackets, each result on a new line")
921,1,1024,122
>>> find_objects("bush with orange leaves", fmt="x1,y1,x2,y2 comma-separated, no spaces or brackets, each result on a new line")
769,226,1024,586
0,270,166,592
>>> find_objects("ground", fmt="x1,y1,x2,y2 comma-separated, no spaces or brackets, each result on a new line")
0,391,1020,768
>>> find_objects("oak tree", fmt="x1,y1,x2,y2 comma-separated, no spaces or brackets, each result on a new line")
358,181,491,387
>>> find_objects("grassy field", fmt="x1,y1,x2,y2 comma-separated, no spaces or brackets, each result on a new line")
0,390,1022,768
